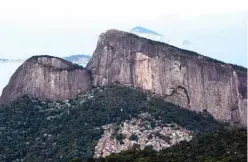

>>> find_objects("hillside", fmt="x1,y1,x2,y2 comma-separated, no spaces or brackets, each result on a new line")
1,29,247,126
86,128,247,162
0,85,223,162
0,29,247,162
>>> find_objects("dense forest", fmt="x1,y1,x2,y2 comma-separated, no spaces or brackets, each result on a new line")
0,85,243,161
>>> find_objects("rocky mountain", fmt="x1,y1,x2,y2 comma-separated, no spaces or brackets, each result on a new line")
0,58,25,63
130,26,164,42
0,59,24,96
0,29,246,161
0,55,91,96
0,59,26,96
0,55,92,105
63,54,91,67
87,29,247,126
0,85,225,162
0,58,8,62
1,29,247,126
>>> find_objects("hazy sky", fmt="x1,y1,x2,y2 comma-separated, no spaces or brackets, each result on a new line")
0,0,247,66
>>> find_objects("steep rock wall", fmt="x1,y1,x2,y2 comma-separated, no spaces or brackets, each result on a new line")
0,55,92,104
87,29,247,126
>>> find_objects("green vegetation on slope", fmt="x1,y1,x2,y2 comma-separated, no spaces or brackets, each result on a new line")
0,85,224,161
86,128,247,162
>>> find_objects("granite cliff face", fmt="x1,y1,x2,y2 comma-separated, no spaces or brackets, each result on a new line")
87,29,247,126
0,55,92,104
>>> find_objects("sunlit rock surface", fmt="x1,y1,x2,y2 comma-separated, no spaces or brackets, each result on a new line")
0,55,92,104
87,29,247,126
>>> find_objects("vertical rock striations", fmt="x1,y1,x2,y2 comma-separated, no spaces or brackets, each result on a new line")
0,55,92,104
87,29,247,126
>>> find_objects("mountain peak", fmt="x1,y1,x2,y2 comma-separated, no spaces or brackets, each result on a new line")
131,26,162,36
0,58,8,62
0,55,92,105
130,26,163,42
63,54,91,67
87,29,247,126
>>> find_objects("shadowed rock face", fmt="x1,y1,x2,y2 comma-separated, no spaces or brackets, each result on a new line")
87,29,247,126
0,55,92,104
